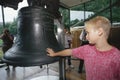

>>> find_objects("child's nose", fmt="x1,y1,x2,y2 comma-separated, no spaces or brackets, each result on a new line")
86,35,88,40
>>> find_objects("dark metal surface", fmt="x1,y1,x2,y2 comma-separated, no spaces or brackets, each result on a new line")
2,7,64,67
59,58,66,80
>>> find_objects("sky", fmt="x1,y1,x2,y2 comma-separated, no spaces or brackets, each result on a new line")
0,0,28,22
0,0,94,22
70,11,94,21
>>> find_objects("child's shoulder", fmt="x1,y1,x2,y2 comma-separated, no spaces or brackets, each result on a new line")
83,44,95,48
111,47,120,63
77,44,94,51
111,47,120,59
113,47,120,53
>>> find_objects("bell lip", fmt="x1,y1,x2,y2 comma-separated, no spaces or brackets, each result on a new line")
1,57,60,67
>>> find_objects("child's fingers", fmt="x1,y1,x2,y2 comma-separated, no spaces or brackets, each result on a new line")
47,53,50,56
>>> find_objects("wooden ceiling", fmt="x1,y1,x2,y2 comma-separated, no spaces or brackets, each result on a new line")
0,0,91,10
60,0,91,8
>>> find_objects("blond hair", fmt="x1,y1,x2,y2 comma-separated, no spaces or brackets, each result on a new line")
85,16,111,38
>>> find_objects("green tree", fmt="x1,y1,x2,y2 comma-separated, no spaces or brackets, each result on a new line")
60,8,70,28
0,18,17,35
61,0,120,27
8,18,17,35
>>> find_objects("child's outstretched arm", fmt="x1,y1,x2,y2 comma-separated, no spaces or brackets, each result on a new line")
46,48,72,57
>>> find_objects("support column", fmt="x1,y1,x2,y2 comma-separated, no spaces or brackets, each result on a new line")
1,6,5,28
59,57,66,80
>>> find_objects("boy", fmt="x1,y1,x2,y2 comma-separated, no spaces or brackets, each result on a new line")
46,16,120,80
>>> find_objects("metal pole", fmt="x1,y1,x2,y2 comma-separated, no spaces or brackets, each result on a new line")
59,57,66,80
83,3,86,21
1,6,5,28
68,9,70,30
110,0,112,24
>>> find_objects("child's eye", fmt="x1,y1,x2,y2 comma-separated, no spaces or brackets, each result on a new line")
86,31,88,34
86,32,89,35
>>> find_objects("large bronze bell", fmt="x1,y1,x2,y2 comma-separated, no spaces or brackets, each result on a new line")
2,7,64,67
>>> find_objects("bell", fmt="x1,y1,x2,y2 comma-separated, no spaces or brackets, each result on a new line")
1,7,63,67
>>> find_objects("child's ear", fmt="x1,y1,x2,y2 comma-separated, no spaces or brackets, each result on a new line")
98,28,103,36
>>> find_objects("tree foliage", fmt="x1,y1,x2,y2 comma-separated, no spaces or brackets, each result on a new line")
60,0,120,27
0,18,17,35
